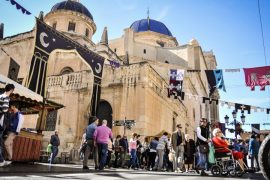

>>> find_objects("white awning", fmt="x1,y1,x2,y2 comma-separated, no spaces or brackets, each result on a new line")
0,74,43,102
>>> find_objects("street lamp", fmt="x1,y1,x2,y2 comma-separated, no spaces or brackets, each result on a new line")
224,115,229,125
232,110,237,119
224,110,245,140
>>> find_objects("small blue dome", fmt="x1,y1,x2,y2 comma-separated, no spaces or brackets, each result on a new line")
130,19,173,37
51,1,93,20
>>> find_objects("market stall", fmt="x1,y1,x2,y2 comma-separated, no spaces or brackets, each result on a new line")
0,74,63,162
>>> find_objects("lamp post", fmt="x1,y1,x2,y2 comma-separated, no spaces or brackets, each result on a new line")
224,110,246,139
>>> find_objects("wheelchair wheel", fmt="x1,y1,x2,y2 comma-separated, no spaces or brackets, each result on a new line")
211,165,222,176
259,134,270,180
229,169,236,177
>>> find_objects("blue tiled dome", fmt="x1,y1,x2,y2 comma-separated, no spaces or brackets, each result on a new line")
130,19,172,37
51,0,93,20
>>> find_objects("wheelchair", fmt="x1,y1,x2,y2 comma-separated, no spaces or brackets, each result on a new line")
210,147,246,177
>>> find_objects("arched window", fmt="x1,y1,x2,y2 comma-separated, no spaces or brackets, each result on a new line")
97,100,113,128
60,67,74,75
143,49,146,54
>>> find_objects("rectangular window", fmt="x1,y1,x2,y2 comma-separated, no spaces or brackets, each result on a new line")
52,22,57,29
85,28,89,37
45,110,58,131
68,22,76,32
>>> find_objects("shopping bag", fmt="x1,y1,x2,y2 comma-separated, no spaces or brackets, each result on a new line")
208,143,216,164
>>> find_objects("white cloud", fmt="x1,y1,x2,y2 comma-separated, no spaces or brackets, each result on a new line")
156,6,169,21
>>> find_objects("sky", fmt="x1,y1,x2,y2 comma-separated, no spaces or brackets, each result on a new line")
1,0,270,133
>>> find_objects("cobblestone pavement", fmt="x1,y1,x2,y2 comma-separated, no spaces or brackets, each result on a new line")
0,163,265,180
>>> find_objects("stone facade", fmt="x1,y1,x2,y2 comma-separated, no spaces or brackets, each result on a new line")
0,1,219,156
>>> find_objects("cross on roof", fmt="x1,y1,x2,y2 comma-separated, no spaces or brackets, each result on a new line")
240,105,246,110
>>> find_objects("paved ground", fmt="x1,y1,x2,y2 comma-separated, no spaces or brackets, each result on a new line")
0,163,265,180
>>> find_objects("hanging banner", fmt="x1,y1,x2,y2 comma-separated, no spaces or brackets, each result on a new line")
108,59,120,68
243,66,270,91
26,19,104,116
235,103,251,114
251,124,260,134
205,69,226,97
168,69,184,99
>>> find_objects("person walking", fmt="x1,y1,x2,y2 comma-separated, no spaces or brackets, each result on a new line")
119,135,129,168
148,137,159,170
136,134,142,168
83,117,99,170
184,134,196,172
196,118,210,176
129,133,138,169
0,84,14,167
79,131,86,160
171,124,185,173
156,132,169,171
113,135,121,168
49,130,60,164
141,137,150,169
5,103,24,161
93,119,113,170
249,134,260,171
106,138,113,168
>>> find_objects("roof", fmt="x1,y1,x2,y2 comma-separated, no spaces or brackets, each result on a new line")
130,19,173,37
0,74,63,114
51,0,93,20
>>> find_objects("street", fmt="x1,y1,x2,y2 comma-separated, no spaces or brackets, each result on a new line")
0,163,265,180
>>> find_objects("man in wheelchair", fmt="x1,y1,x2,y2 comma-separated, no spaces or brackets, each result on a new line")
212,128,246,175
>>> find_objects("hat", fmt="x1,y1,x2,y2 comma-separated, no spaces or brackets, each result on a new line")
176,124,182,128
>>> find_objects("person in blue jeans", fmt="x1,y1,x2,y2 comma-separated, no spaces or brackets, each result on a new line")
49,130,60,164
129,133,138,169
196,118,210,176
93,120,113,170
248,134,260,171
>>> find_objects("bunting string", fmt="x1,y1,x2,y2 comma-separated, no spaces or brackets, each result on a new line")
6,0,31,15
184,92,270,115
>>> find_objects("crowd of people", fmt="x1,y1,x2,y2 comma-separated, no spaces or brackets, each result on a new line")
79,117,261,176
80,117,198,173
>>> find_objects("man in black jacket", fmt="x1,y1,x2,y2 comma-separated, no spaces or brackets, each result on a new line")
196,118,210,176
49,130,60,164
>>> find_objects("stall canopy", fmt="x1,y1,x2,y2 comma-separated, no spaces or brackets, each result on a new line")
0,74,63,114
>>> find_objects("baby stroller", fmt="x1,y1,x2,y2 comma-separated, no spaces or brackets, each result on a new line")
210,147,247,177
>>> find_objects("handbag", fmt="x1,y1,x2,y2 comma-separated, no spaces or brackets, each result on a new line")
199,144,209,154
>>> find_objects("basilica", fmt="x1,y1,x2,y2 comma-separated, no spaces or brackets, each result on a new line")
0,0,219,156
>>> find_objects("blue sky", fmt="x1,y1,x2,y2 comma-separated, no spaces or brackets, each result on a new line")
1,0,270,132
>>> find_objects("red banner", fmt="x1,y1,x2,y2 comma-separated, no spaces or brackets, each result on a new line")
243,66,270,90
